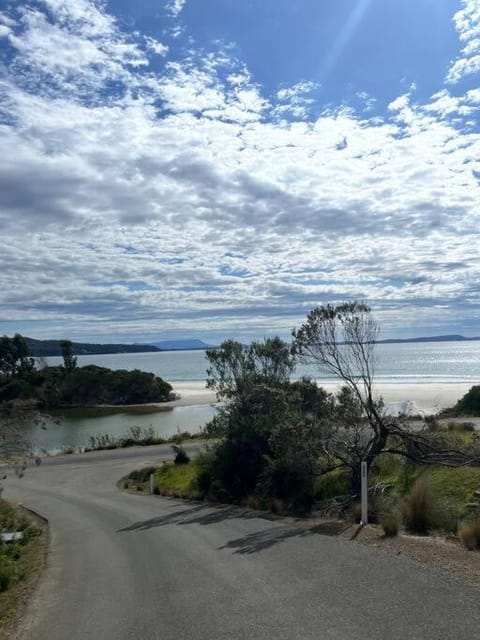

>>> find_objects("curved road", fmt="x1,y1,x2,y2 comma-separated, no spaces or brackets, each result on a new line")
5,444,480,640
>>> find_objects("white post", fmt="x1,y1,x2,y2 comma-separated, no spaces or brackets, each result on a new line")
150,473,154,495
361,461,368,525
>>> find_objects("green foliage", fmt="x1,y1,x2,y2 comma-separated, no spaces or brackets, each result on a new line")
193,449,217,495
259,456,315,514
154,463,198,497
314,469,350,500
1,361,173,407
172,444,190,465
452,385,480,416
0,335,35,381
203,337,298,502
60,339,77,373
0,501,43,598
86,427,158,451
127,466,157,483
60,365,172,405
206,337,294,402
0,333,173,408
379,508,401,536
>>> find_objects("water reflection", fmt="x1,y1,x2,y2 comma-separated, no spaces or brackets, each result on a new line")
27,404,217,454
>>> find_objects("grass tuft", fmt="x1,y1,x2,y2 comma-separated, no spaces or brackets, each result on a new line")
402,479,435,534
459,521,480,551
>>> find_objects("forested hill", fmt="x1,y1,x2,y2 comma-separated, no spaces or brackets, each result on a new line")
24,338,161,357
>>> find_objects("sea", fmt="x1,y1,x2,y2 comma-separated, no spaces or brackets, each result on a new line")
28,341,480,454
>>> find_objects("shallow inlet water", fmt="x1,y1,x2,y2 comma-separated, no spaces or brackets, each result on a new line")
29,404,217,454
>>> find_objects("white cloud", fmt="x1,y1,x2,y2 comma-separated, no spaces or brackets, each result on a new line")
447,0,480,83
145,36,169,56
166,0,186,19
0,0,479,340
0,11,18,28
274,81,318,119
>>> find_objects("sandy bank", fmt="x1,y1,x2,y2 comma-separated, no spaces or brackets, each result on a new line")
166,380,474,415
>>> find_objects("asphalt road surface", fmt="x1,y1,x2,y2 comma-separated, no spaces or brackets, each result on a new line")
5,444,480,640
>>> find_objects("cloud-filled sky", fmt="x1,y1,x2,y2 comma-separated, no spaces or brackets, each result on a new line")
0,0,479,343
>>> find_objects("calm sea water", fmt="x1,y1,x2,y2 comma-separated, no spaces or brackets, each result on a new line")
47,341,480,385
35,341,480,453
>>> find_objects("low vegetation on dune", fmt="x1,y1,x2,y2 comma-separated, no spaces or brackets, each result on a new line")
444,385,480,417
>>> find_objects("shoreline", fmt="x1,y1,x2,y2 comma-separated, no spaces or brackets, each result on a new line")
166,380,474,414
82,380,474,415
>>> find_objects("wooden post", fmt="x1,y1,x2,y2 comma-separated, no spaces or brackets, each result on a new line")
361,461,368,525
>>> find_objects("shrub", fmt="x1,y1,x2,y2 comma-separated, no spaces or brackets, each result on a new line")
402,479,435,534
452,385,480,416
380,509,401,536
259,457,315,515
431,498,462,535
459,521,480,550
171,444,190,465
193,449,216,494
127,466,157,483
315,469,350,500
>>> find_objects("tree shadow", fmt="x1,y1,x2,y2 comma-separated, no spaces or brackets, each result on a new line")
117,501,280,534
217,526,313,554
118,500,351,554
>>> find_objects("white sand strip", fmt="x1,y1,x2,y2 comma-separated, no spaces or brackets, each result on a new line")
166,381,474,414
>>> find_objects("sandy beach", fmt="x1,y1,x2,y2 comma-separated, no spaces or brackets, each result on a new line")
166,380,474,415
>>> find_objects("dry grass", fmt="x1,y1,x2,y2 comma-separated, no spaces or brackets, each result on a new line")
459,521,480,551
402,479,435,534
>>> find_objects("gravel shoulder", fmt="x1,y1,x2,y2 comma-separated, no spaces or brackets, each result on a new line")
261,512,480,590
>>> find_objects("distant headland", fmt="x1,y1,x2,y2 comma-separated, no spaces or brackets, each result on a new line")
21,335,480,358
23,337,213,357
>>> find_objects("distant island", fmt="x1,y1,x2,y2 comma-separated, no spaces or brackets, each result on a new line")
24,338,162,358
23,337,215,357
20,334,480,358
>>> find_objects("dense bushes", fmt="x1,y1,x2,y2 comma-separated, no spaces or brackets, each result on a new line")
451,385,480,416
1,364,173,407
55,365,172,406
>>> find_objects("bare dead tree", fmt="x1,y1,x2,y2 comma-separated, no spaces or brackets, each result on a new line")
292,302,480,494
0,401,43,496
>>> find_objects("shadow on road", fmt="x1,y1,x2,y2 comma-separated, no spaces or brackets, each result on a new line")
117,501,350,554
218,526,313,554
117,502,278,533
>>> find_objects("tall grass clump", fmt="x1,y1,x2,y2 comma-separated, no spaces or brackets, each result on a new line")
402,478,436,534
459,521,480,550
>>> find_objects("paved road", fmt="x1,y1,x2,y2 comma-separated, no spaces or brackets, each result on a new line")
5,445,480,640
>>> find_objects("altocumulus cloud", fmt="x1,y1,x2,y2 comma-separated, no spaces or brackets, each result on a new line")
0,0,479,342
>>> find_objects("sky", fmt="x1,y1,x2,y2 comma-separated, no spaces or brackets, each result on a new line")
0,0,479,344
